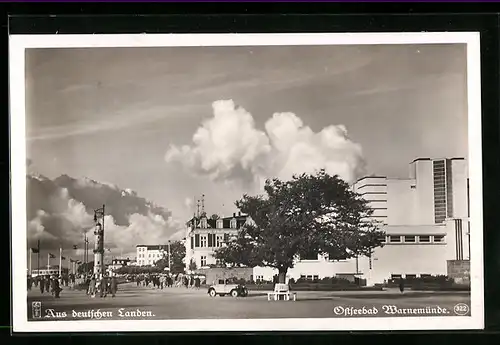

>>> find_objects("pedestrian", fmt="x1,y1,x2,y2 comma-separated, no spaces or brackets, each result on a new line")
136,276,140,287
89,275,96,298
50,276,56,296
195,277,200,289
27,276,32,291
39,277,45,294
110,275,117,297
45,275,51,294
100,275,108,298
54,277,61,298
399,277,405,294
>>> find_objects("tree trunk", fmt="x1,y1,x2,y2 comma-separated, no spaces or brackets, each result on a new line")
278,266,288,284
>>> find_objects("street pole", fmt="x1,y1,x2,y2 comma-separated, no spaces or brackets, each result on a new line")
59,247,62,277
85,235,89,276
37,239,40,275
47,252,50,271
168,240,171,272
82,234,86,276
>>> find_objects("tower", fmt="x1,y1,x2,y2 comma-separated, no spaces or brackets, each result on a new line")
93,205,105,276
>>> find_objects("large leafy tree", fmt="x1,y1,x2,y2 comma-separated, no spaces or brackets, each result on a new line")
214,170,385,283
154,240,186,274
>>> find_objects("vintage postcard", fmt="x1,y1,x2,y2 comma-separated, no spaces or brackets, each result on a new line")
10,32,483,332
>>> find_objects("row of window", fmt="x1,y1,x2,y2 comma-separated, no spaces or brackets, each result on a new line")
200,218,238,229
191,233,227,249
137,253,162,259
300,275,320,281
390,274,432,279
382,234,445,244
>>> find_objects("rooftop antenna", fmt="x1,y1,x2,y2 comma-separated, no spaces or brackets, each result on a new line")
201,194,205,215
193,196,196,219
196,199,200,218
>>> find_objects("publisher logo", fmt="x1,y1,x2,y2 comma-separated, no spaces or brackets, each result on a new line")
32,301,42,319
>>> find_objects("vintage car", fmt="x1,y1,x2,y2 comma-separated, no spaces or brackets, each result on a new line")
207,279,248,297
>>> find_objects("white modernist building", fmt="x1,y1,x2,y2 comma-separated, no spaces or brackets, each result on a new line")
253,157,470,285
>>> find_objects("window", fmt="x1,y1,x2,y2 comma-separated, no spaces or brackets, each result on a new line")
230,219,237,229
313,275,319,281
419,235,430,243
389,235,401,243
433,235,445,243
256,275,263,282
391,274,401,279
420,274,432,278
217,220,223,229
201,256,207,266
218,279,225,284
433,159,450,224
216,235,223,247
306,275,313,281
405,274,417,279
201,235,208,247
404,236,416,243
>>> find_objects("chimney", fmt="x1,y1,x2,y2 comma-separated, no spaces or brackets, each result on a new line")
238,212,241,216
233,213,236,217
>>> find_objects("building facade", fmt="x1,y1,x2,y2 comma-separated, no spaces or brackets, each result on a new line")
136,245,167,266
107,258,131,271
253,157,470,285
184,212,248,271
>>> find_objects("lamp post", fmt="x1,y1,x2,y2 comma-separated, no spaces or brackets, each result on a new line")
168,240,171,272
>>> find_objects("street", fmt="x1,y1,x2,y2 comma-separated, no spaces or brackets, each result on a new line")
26,283,471,320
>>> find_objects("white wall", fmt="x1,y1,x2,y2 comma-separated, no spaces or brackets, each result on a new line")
451,159,468,219
386,179,416,225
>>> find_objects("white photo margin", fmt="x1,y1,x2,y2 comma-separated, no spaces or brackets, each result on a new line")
9,32,484,332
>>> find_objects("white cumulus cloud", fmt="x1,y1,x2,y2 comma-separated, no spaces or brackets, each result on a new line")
165,99,365,188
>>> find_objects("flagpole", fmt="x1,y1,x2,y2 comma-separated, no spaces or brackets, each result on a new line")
37,239,40,274
29,249,32,276
59,247,62,276
47,252,50,271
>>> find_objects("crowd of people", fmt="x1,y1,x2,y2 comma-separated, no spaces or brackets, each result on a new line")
86,273,118,298
27,273,78,298
27,272,119,298
132,273,204,289
27,271,208,300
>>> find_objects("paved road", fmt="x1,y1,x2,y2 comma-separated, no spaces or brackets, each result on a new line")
27,283,471,321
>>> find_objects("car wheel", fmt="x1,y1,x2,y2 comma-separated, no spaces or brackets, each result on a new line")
209,289,216,297
231,289,239,298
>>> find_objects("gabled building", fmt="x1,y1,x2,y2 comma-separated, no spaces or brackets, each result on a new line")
184,210,250,271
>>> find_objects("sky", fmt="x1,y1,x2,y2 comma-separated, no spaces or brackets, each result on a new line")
25,43,468,224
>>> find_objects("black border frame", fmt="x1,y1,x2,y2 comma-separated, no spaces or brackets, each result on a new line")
3,3,500,341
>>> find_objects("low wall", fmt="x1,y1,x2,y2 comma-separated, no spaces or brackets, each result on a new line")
447,260,470,285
